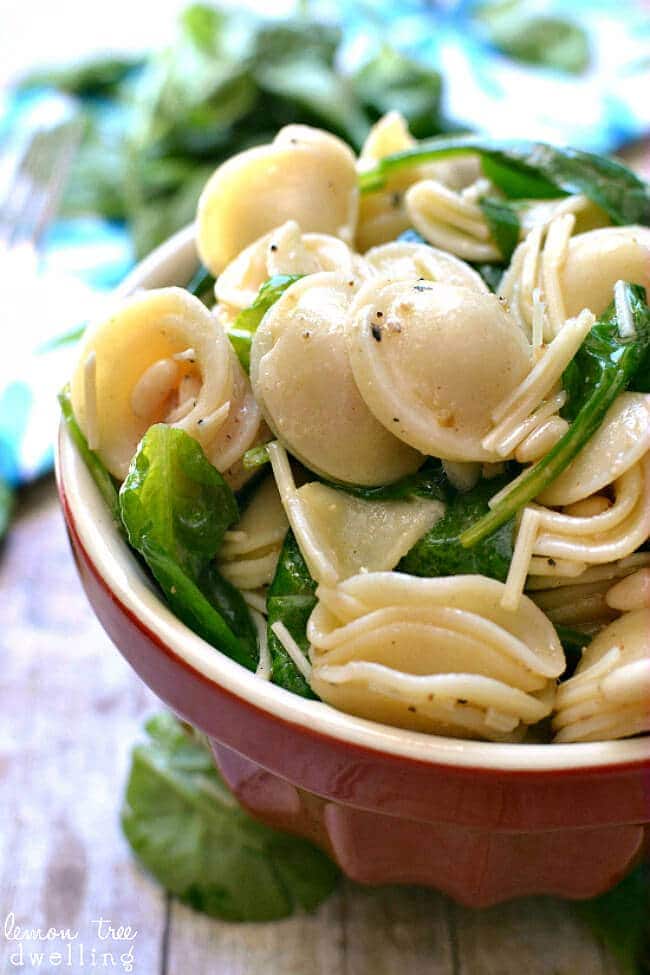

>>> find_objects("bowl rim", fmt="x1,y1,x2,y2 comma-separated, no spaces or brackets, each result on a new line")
57,222,650,775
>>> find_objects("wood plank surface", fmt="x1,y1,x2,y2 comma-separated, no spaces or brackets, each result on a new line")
0,480,624,974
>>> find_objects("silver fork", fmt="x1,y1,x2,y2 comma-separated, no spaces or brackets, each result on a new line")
0,100,83,256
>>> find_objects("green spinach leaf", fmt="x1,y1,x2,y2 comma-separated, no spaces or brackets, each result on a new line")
359,135,650,227
0,477,15,545
400,475,515,582
353,46,442,139
267,530,318,699
119,425,257,670
327,458,450,504
461,285,650,547
479,196,520,262
122,712,339,921
58,385,121,526
476,1,590,75
227,274,302,370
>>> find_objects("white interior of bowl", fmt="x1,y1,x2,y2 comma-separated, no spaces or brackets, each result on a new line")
57,223,650,773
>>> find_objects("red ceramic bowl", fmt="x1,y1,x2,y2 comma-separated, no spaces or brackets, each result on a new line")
56,225,650,907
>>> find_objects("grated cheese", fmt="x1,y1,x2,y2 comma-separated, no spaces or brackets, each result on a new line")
501,507,541,611
271,620,312,681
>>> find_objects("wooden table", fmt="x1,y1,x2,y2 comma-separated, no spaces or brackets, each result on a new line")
0,477,625,974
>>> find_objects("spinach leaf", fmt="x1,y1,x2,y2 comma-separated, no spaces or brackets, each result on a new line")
122,712,339,921
227,274,302,370
58,385,121,526
267,530,318,699
0,477,15,545
479,196,520,262
327,458,450,504
461,285,650,548
242,443,271,471
359,136,650,227
353,46,442,140
474,262,504,292
576,864,650,975
119,425,257,670
19,54,142,95
186,263,216,305
400,476,514,582
563,284,650,418
476,2,590,75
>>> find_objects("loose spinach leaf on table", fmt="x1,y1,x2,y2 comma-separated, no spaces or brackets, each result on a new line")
0,478,15,545
119,424,258,670
58,385,121,526
461,284,650,547
20,54,143,95
399,475,515,582
227,274,303,371
576,863,650,975
359,135,650,227
267,530,318,699
122,712,339,922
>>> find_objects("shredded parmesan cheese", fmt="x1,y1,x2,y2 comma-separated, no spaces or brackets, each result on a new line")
243,590,268,615
271,620,312,681
502,507,541,611
541,213,574,336
614,279,636,339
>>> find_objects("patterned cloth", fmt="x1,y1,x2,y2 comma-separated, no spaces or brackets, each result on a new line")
2,0,649,486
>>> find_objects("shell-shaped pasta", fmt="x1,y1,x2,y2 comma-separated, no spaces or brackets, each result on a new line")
250,272,422,485
308,572,564,740
355,112,480,252
531,455,650,566
538,393,650,506
70,287,246,480
500,224,650,338
560,226,650,320
197,125,359,274
218,476,288,590
364,241,488,293
553,610,650,742
345,278,531,462
216,220,365,314
404,179,502,263
269,463,444,585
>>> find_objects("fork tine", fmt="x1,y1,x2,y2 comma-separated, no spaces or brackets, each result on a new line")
0,116,83,252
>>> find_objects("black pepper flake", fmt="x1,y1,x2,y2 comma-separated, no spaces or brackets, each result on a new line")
407,706,416,713
376,310,383,317
348,280,355,287
371,324,382,342
458,699,468,705
390,191,401,208
413,283,431,292
547,558,557,567
393,417,399,422
270,244,278,252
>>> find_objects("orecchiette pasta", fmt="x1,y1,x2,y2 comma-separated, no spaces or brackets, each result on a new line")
70,287,260,481
363,241,488,293
250,272,422,485
266,440,444,586
215,220,367,315
218,476,288,590
345,278,531,461
198,125,359,274
553,610,650,742
537,393,650,506
308,572,564,740
500,223,650,338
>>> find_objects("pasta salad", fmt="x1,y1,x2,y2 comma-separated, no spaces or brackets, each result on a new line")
63,113,650,745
